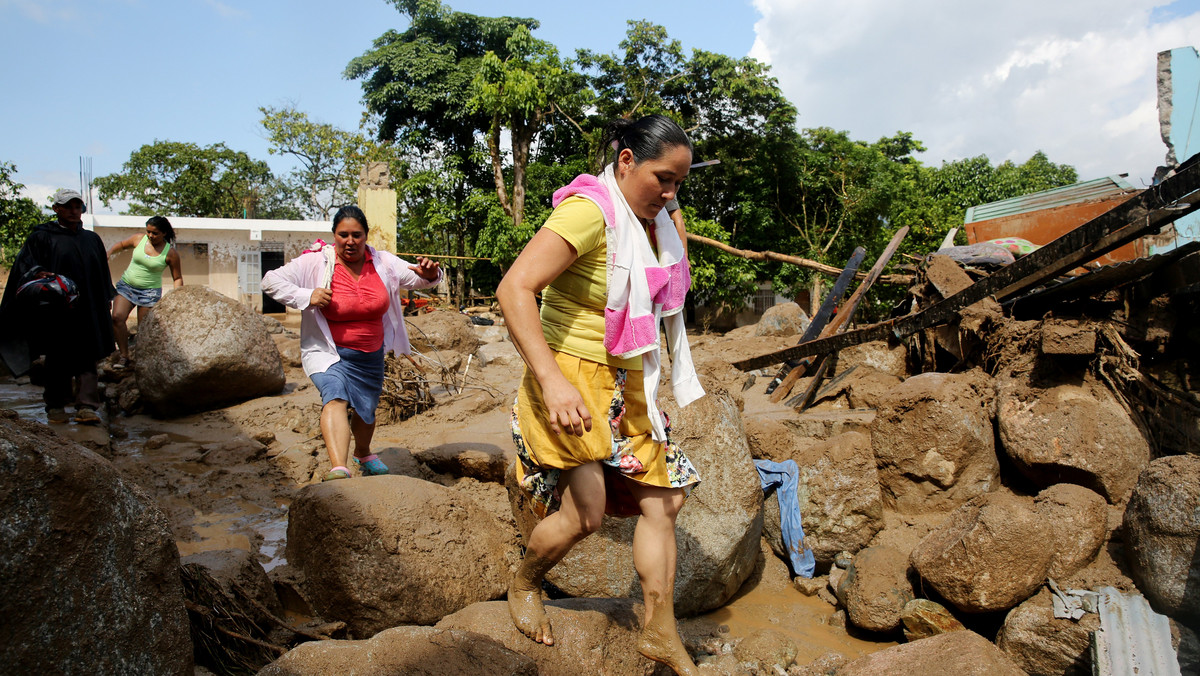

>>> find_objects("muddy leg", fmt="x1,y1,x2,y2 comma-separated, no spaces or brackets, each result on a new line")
629,482,698,676
510,462,607,646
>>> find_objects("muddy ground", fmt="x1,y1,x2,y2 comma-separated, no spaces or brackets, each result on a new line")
0,313,898,667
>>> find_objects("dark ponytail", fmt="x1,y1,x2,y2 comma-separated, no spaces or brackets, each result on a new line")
598,114,692,170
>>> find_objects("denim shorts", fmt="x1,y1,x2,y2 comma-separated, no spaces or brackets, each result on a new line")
116,279,162,307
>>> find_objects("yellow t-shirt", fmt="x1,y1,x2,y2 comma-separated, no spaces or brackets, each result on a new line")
541,196,641,370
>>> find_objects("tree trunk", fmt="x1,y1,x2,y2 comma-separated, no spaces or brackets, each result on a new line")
487,116,513,219
511,121,532,230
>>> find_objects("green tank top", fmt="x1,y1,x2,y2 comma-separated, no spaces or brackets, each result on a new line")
120,235,170,289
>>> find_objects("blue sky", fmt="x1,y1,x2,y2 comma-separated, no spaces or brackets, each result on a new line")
2,0,1197,213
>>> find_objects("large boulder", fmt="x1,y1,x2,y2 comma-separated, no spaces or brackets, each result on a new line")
1122,454,1200,621
870,370,999,514
837,546,914,633
836,630,1025,675
287,475,518,636
135,286,284,415
755,302,809,337
995,370,1150,504
0,410,191,674
910,492,1054,613
408,308,481,354
505,366,762,617
1034,483,1109,580
762,431,884,566
996,590,1099,676
436,598,674,676
258,625,537,675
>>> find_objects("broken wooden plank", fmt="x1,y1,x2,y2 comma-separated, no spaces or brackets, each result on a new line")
768,227,910,401
764,247,866,395
732,158,1200,372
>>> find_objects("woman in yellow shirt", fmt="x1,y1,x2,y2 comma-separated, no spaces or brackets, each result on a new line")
497,115,700,675
106,216,183,368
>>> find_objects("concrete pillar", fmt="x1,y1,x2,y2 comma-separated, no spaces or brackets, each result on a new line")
356,161,397,254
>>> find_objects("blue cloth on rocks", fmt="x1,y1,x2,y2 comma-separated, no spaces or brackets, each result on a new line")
755,458,816,578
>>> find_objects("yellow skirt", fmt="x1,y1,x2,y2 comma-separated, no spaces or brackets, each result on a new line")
511,351,700,518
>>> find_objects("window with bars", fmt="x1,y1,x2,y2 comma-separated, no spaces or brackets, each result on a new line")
238,250,261,296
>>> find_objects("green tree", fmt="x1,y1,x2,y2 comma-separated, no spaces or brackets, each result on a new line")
0,161,45,268
260,105,402,219
469,23,588,231
94,141,297,219
685,213,757,315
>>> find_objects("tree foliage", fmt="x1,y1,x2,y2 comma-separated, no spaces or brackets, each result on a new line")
94,141,297,219
0,161,45,268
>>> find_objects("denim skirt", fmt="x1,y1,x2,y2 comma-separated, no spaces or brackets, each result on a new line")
310,345,385,424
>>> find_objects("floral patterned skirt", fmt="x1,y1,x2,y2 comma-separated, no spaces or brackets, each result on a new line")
512,351,700,518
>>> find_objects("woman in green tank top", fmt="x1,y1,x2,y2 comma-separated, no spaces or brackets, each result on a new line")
106,216,183,368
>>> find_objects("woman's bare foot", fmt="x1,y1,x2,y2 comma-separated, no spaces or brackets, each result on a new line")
638,593,698,675
509,552,556,645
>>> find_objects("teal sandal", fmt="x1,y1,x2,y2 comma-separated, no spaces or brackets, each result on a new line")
354,454,389,476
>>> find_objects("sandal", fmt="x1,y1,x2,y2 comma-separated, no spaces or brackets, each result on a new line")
323,466,351,481
353,454,389,476
73,407,101,425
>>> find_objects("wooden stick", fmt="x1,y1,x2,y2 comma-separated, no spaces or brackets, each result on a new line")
686,233,912,285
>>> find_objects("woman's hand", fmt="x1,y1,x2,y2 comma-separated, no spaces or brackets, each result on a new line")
539,372,592,437
409,256,441,281
309,288,332,308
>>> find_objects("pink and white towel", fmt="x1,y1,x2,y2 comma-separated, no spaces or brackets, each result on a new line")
552,165,704,441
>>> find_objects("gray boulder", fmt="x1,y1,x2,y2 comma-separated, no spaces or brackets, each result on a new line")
505,370,762,617
870,370,999,514
996,370,1150,504
0,410,191,675
755,302,810,337
258,625,536,675
1122,454,1200,621
136,286,285,415
287,475,518,636
910,491,1054,613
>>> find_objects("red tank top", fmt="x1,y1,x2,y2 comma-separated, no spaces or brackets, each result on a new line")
322,255,389,352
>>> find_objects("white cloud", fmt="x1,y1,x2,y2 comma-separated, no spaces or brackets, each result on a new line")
749,0,1200,184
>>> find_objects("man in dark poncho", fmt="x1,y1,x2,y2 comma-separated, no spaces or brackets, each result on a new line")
0,188,115,424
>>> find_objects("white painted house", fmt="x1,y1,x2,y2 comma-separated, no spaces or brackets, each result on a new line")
87,214,331,312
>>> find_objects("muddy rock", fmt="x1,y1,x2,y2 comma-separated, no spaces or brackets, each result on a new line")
272,333,302,369
258,625,536,675
1034,484,1109,579
995,369,1150,504
870,370,999,514
287,475,518,635
755,302,809,337
136,286,285,416
733,628,799,671
762,431,883,566
506,372,762,617
837,546,914,633
0,410,191,675
839,365,904,410
414,443,510,483
181,548,281,618
834,338,909,380
836,630,1025,675
476,341,521,367
911,492,1054,613
273,441,320,485
408,309,481,355
899,599,965,641
996,589,1099,676
435,598,674,676
1122,454,1200,621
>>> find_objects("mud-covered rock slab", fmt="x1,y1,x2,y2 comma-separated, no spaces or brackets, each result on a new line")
435,598,673,676
506,368,762,617
0,410,192,675
996,370,1150,504
136,286,284,415
287,475,518,636
1122,454,1200,621
837,630,1025,675
911,492,1053,613
870,370,998,514
762,431,883,566
258,625,536,675
838,546,914,633
1034,483,1109,579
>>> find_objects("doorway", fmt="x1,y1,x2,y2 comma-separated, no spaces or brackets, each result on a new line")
261,250,285,313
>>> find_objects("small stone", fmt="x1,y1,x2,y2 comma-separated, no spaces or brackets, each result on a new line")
900,599,966,641
793,576,826,596
817,587,838,607
143,434,170,450
829,609,847,628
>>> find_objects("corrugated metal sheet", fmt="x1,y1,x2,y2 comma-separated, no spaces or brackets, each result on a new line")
1091,586,1180,676
964,175,1139,224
